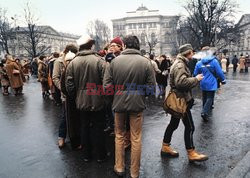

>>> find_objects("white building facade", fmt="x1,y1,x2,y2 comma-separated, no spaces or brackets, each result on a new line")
112,6,179,56
228,14,250,56
8,26,79,58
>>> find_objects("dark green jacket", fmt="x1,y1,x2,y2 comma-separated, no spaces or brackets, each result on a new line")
103,49,156,112
65,50,105,111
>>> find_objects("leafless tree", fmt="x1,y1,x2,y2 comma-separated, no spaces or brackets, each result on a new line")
178,0,239,50
87,19,111,51
20,2,51,58
0,8,13,54
139,30,160,55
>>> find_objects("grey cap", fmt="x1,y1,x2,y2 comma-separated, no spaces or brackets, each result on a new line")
179,44,193,55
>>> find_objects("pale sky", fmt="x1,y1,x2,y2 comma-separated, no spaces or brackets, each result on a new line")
1,0,250,36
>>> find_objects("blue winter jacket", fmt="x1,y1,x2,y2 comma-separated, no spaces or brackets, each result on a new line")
193,56,226,91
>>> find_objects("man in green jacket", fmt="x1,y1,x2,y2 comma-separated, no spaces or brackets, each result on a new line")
103,35,156,178
65,35,107,162
161,44,208,162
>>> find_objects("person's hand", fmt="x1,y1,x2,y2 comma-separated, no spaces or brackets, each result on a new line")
196,74,204,81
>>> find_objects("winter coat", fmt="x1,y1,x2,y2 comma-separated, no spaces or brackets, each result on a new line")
221,58,227,72
150,60,161,74
52,57,65,91
194,56,225,91
38,60,48,83
103,48,156,112
169,54,198,102
245,56,250,68
232,57,238,65
0,66,10,87
65,50,105,111
239,57,245,70
5,59,24,89
156,59,170,87
188,58,198,76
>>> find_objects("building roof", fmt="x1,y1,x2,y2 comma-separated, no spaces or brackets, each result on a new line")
112,5,178,22
136,5,149,11
237,14,250,28
15,25,79,39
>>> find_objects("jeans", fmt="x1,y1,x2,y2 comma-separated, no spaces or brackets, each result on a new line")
114,112,143,178
163,109,195,149
202,91,215,116
58,101,67,139
80,110,106,160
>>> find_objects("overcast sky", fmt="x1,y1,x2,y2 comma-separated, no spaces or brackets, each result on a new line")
1,0,250,36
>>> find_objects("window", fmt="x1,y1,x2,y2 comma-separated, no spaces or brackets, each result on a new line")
151,33,156,42
141,33,146,45
164,22,169,28
129,24,132,29
165,32,171,43
138,23,142,29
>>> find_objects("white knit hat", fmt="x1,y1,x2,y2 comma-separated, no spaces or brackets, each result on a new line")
65,51,76,61
76,34,94,46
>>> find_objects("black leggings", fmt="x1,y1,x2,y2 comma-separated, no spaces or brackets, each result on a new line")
163,109,195,149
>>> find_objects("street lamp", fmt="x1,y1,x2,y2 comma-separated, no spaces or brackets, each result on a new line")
11,15,19,56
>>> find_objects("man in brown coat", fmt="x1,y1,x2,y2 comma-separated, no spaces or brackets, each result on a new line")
103,35,156,178
5,55,25,95
65,34,107,162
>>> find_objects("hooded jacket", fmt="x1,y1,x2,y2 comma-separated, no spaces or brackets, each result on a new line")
194,56,225,91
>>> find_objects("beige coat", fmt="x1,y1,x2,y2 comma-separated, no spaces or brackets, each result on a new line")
5,59,24,89
239,57,245,70
221,58,227,72
38,60,48,82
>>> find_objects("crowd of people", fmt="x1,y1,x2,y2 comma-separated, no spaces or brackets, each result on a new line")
2,33,244,177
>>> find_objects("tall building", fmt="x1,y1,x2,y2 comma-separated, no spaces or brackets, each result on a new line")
228,14,250,56
8,25,79,58
112,5,179,56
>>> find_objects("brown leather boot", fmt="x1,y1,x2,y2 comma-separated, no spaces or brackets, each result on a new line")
161,143,179,157
187,149,208,162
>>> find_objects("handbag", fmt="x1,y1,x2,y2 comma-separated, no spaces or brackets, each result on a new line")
163,90,187,118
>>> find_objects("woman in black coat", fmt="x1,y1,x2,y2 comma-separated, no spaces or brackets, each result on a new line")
156,55,171,97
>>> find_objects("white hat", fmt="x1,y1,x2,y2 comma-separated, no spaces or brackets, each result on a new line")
76,34,94,46
65,51,76,61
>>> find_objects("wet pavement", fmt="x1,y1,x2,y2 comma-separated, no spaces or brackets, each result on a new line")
0,71,249,178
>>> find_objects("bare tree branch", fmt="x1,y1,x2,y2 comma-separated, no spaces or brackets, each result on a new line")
87,19,111,51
